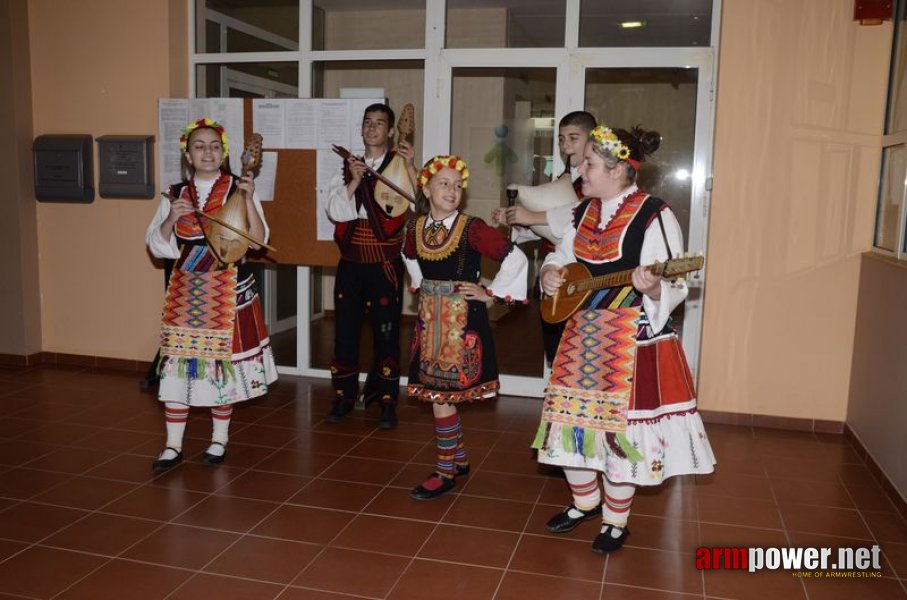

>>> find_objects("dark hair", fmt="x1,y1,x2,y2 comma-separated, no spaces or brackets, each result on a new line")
559,111,597,132
611,125,661,182
414,187,431,216
363,103,395,128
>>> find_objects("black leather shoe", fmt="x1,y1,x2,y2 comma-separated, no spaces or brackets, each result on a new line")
202,442,227,465
326,400,354,423
592,525,630,553
378,403,398,429
151,448,183,474
454,464,470,477
545,503,602,533
410,474,456,500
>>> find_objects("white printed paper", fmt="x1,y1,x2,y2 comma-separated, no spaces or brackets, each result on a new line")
252,99,286,149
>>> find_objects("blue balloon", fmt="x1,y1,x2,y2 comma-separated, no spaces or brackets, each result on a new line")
494,124,509,138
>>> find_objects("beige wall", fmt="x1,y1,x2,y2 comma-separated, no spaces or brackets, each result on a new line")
0,0,41,356
848,254,907,499
698,0,891,421
27,0,187,361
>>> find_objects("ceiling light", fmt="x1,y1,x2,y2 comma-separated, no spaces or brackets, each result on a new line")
620,21,646,29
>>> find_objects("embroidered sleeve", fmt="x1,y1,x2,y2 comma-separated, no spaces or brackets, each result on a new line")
467,217,514,262
486,245,529,304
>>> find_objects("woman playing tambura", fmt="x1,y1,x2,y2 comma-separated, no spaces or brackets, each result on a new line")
145,118,277,473
403,156,528,500
533,124,715,552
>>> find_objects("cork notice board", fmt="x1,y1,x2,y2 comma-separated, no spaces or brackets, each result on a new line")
242,100,340,267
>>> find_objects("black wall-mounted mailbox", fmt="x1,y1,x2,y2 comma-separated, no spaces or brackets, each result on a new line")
33,134,94,203
97,135,155,199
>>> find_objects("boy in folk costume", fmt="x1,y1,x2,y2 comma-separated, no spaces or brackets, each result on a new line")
145,118,277,472
533,124,715,552
403,156,528,500
492,111,596,364
326,103,417,429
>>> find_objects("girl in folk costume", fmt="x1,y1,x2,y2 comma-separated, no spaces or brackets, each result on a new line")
404,156,528,500
533,125,715,552
145,118,277,473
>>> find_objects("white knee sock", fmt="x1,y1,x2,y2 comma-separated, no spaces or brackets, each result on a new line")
163,402,189,453
601,477,636,531
208,405,233,456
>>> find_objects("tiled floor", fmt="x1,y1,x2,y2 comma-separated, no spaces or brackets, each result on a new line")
0,365,905,599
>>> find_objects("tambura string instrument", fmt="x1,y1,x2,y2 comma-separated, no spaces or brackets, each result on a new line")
540,254,704,324
163,133,276,264
371,103,415,217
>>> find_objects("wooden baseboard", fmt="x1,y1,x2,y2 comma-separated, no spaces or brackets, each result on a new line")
699,409,844,434
0,351,152,373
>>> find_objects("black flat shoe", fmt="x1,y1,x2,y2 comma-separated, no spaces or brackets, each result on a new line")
545,503,602,533
378,403,397,429
202,442,227,465
326,400,354,423
592,525,630,553
410,474,456,500
151,448,183,474
454,464,470,477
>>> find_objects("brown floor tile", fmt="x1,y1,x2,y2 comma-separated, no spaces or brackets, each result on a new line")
252,505,353,544
770,477,855,509
496,571,603,600
32,475,137,510
459,470,546,502
0,439,54,466
881,542,907,578
228,423,299,448
82,453,159,483
625,515,701,554
704,568,808,600
363,486,457,521
601,584,702,599
604,547,703,595
319,456,405,485
43,512,163,555
0,501,87,542
510,535,605,581
102,484,207,521
443,495,534,532
122,523,240,569
0,417,43,439
55,559,192,600
779,504,873,539
698,495,783,529
0,467,73,499
292,547,411,597
23,422,102,446
801,575,906,599
312,417,380,436
279,587,369,599
862,510,907,543
288,478,382,512
0,538,27,560
367,421,435,444
695,470,774,501
699,522,789,548
149,461,245,493
168,573,285,599
185,441,278,469
761,455,850,485
418,524,519,567
387,559,503,599
479,449,544,477
632,483,699,520
283,431,363,456
331,514,435,556
843,476,902,513
174,494,280,532
786,531,897,577
215,470,310,502
255,448,340,477
347,437,425,462
205,536,321,584
0,546,107,598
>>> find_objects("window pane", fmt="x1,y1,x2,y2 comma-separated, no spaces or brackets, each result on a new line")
195,0,299,53
313,0,425,50
309,61,425,372
195,62,299,98
875,144,907,252
579,0,711,47
446,0,565,48
451,67,557,377
886,0,907,133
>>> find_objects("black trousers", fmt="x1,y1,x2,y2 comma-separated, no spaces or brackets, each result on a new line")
331,258,404,404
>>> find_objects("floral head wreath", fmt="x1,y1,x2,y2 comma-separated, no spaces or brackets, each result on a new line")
590,124,639,169
179,118,230,157
417,155,469,189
